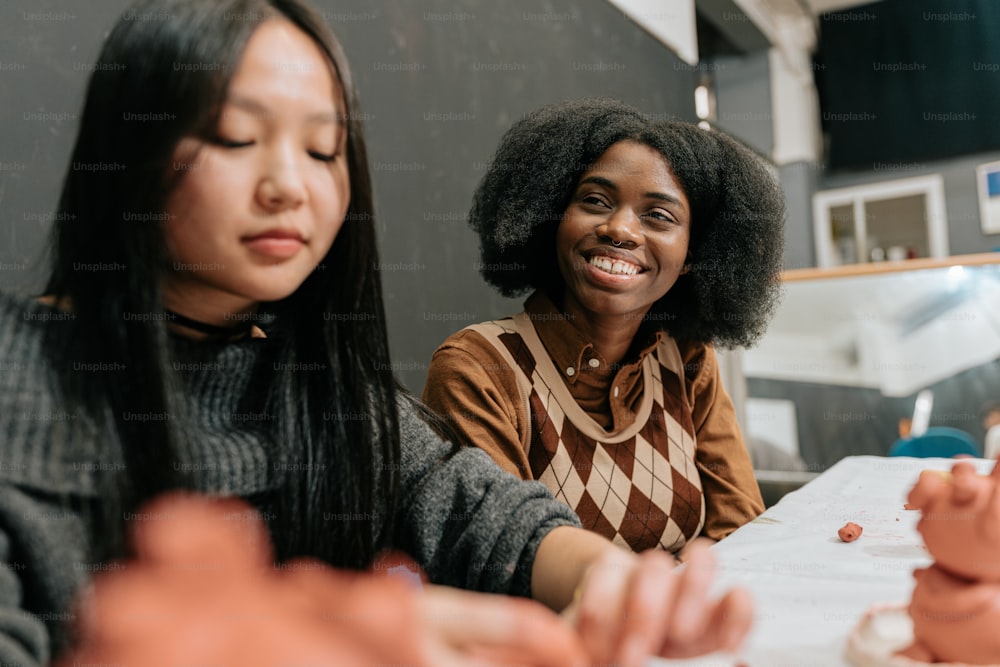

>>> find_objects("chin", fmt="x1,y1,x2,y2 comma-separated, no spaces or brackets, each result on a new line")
581,293,644,315
248,266,317,300
240,280,306,304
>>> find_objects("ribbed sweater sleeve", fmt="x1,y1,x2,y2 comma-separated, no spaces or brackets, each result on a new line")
0,486,95,666
392,398,580,596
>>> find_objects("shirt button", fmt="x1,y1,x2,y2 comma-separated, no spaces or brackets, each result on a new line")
588,358,600,368
566,367,575,377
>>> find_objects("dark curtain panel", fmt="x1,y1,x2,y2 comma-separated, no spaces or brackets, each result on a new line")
816,0,1000,170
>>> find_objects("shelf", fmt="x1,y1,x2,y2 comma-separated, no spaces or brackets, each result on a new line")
782,252,1000,282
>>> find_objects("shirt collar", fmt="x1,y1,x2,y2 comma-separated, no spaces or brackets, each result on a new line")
524,290,662,384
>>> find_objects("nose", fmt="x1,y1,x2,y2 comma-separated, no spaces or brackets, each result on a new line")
598,208,642,248
255,144,307,211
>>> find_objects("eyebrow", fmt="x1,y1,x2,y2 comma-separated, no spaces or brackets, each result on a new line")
578,175,686,208
226,94,343,125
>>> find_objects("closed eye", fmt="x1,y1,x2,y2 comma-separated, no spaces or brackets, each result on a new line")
213,137,254,149
308,150,339,163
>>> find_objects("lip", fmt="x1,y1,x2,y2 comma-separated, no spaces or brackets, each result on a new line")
242,229,306,260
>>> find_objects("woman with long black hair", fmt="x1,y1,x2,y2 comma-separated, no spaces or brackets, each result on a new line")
0,2,752,666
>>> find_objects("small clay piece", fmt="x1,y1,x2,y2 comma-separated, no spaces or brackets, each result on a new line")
838,522,862,542
903,503,917,510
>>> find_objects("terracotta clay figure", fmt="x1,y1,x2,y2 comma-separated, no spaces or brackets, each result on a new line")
896,461,1000,664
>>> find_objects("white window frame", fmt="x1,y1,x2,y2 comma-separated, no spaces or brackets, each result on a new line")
812,174,949,268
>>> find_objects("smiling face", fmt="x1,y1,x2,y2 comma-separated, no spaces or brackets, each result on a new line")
556,140,691,324
162,19,350,322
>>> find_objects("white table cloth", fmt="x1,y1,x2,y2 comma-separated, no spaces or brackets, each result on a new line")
653,455,996,667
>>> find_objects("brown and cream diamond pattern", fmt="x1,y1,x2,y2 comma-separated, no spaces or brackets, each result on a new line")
475,317,706,553
526,360,704,552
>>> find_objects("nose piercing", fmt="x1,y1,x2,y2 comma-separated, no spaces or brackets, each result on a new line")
612,240,623,247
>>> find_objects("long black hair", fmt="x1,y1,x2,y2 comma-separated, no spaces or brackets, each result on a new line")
470,98,785,347
44,0,399,568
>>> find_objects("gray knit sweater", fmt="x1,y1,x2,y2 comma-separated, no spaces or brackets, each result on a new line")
0,292,580,666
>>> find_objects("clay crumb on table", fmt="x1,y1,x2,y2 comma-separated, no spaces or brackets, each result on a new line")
838,522,863,542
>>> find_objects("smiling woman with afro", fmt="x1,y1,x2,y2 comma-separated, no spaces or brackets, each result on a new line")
424,98,785,553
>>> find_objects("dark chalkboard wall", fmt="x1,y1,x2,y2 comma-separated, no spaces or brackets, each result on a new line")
0,0,697,391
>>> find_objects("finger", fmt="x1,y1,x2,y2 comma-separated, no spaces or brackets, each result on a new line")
439,591,587,667
613,550,676,667
428,644,532,667
907,470,949,510
658,587,754,659
717,587,754,652
574,550,632,664
130,494,273,573
424,586,587,667
74,569,187,648
281,561,437,667
665,539,717,643
951,468,980,505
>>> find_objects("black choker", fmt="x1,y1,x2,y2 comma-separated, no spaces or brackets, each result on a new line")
164,309,255,340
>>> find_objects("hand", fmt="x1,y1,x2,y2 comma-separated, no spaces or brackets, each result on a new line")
419,584,588,666
60,494,587,667
563,539,753,667
907,460,1000,580
61,494,427,667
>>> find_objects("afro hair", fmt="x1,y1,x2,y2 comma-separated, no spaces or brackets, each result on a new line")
469,97,785,348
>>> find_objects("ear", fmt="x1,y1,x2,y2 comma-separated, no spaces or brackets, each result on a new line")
680,254,692,275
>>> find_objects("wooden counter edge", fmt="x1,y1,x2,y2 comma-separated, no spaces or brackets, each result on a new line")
781,252,1000,282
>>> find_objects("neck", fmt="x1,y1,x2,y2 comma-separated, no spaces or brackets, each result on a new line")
559,296,644,366
164,308,255,341
162,284,260,341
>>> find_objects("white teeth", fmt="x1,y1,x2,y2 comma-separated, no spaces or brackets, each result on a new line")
588,256,639,276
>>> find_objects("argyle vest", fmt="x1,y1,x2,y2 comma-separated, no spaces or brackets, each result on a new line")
467,312,705,552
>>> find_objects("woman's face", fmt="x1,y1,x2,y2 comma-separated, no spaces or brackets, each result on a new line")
556,140,691,322
163,19,350,318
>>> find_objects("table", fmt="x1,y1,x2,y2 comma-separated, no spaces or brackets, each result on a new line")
653,455,997,667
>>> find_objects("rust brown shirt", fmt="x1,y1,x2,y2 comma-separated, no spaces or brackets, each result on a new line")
424,292,764,544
